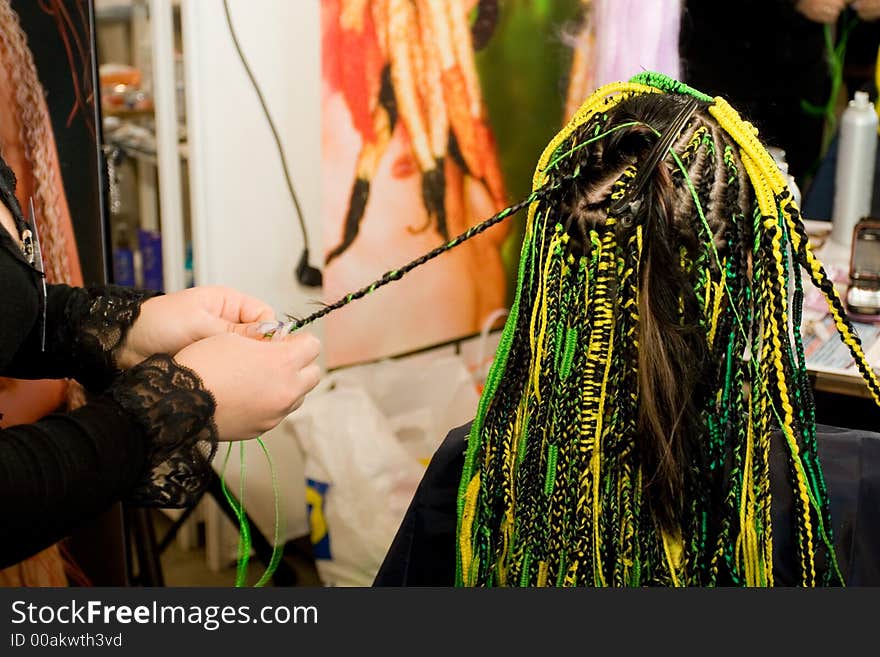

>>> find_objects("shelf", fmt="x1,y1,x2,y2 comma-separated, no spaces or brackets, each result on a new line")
95,6,134,23
103,106,155,119
106,139,188,164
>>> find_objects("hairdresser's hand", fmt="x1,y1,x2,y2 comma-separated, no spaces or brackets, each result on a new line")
796,0,847,23
118,286,276,369
175,332,321,441
850,0,880,21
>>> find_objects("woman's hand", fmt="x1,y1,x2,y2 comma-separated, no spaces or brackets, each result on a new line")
850,0,880,20
796,0,848,23
174,331,321,441
118,286,276,369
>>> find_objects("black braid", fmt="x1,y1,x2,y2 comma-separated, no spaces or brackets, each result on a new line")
289,188,551,330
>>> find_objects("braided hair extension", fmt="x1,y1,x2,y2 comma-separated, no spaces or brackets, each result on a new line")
289,72,878,586
454,72,876,588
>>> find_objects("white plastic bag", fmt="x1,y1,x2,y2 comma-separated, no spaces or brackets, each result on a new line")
331,352,480,463
286,353,479,586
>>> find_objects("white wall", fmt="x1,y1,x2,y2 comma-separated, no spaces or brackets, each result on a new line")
183,0,322,322
182,0,323,548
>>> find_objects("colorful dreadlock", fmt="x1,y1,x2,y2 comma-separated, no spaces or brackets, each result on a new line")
453,71,880,588
292,72,880,587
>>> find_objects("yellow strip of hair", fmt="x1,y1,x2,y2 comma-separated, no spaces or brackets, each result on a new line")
740,153,778,219
719,97,876,582
564,560,579,587
703,267,714,316
805,248,880,407
661,529,683,587
737,405,759,585
537,560,549,587
766,216,818,585
731,139,792,585
591,319,615,587
459,475,481,585
497,507,515,586
736,145,819,582
710,98,789,196
531,233,561,401
708,278,725,348
527,226,551,400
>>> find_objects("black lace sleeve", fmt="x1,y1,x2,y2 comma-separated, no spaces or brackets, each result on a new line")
0,354,219,565
61,285,160,390
2,283,159,391
109,353,219,508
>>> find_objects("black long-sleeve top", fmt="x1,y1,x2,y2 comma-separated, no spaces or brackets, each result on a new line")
0,156,217,569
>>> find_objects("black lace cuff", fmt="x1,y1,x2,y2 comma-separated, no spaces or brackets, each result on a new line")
61,285,159,391
109,354,219,508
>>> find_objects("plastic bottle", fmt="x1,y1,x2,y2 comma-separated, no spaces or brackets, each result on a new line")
831,91,879,250
112,223,136,288
138,228,165,292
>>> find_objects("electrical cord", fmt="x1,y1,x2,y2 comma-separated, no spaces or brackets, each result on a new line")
222,0,322,287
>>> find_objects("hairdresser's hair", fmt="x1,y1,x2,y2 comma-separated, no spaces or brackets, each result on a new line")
454,73,880,587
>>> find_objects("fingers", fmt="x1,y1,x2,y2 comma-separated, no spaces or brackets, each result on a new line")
196,286,276,324
281,331,322,368
284,363,322,415
236,293,276,324
299,363,322,393
276,335,321,415
229,321,278,340
198,289,277,342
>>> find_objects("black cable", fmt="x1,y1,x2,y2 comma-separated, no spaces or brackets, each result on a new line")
222,0,322,286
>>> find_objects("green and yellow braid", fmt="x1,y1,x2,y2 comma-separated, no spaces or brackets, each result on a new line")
288,72,877,587
453,72,878,587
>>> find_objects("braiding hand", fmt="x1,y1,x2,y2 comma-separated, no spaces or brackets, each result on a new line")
795,0,848,23
118,286,276,369
850,0,880,20
175,332,322,441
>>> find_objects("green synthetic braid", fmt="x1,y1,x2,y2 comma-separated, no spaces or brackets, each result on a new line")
273,72,864,587
453,72,856,587
629,71,714,103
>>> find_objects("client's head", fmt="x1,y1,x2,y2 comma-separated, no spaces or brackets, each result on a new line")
456,72,880,587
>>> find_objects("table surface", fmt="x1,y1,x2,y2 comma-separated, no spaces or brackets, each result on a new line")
804,222,879,399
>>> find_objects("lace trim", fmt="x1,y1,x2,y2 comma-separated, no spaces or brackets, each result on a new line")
63,286,158,390
110,354,218,508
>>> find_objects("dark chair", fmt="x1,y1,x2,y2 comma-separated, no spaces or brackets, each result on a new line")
817,425,880,586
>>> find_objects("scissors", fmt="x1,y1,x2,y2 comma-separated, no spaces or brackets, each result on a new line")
27,197,48,352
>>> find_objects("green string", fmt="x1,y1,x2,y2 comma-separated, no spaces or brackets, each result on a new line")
542,121,643,171
218,439,285,587
802,15,861,163
219,443,251,587
218,439,284,588
236,442,250,584
254,437,283,587
629,71,714,103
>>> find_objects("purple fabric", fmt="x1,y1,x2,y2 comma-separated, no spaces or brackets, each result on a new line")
593,0,682,88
